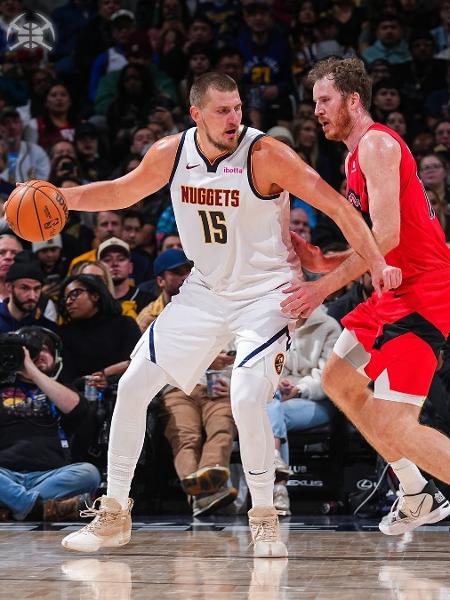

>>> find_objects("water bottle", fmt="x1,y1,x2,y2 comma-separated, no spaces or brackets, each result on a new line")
84,377,98,402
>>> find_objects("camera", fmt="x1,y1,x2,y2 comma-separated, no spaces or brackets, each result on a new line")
0,331,42,381
0,327,62,382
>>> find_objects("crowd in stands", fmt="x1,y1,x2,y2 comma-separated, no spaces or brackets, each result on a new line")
1,0,450,520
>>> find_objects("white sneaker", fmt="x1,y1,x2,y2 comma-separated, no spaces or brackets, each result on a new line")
248,506,288,558
379,480,450,535
273,483,291,517
61,496,133,552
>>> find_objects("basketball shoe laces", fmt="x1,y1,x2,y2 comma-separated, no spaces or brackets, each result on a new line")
249,516,278,547
78,498,132,534
384,486,409,522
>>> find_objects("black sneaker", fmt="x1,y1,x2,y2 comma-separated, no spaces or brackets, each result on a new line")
379,479,450,535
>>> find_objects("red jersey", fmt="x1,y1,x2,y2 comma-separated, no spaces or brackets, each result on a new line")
346,123,450,283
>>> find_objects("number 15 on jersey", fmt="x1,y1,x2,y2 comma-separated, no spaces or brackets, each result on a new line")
198,210,228,244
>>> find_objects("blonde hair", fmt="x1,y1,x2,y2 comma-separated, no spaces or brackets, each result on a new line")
72,260,115,295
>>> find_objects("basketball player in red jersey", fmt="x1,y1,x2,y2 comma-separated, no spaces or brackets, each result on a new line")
282,57,450,535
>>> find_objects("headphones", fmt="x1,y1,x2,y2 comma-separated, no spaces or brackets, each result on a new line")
16,326,63,379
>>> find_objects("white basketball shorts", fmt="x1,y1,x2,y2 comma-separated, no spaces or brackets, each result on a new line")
130,276,295,394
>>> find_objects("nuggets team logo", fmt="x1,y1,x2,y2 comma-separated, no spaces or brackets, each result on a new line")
347,189,362,211
274,353,284,375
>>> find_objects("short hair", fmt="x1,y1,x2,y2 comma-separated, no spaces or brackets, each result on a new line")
93,210,124,227
189,72,237,108
307,57,372,112
122,209,144,227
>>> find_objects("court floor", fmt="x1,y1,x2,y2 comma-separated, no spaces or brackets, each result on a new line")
1,515,449,599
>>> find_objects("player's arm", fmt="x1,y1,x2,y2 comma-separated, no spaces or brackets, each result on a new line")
255,137,397,293
281,132,402,316
60,134,181,212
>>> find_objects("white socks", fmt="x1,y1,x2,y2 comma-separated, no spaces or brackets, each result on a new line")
390,458,427,495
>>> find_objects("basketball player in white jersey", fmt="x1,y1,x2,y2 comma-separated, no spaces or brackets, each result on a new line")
50,73,400,557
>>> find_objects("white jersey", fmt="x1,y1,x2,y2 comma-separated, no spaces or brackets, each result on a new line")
169,126,300,299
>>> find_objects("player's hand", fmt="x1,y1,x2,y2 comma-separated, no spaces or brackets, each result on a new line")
290,231,329,272
370,262,402,296
281,279,326,318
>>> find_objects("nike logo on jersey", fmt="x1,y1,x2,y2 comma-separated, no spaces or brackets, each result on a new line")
248,470,268,476
186,163,200,169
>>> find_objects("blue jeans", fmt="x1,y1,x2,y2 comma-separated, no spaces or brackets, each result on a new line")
267,395,335,464
0,463,101,520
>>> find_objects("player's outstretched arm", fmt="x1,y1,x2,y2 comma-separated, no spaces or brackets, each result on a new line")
255,137,400,294
281,132,403,317
59,134,181,212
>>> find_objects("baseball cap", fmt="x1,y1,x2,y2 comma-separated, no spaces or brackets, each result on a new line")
97,237,130,260
74,122,98,140
32,235,63,253
154,249,191,277
6,251,44,283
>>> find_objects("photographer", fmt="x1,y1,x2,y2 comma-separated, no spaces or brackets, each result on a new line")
0,327,100,520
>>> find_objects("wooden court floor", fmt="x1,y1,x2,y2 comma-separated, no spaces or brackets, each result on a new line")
1,516,450,599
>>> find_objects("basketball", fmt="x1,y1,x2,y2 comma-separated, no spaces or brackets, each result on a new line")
5,180,68,242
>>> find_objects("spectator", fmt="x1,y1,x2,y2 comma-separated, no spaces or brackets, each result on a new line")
106,63,156,141
179,44,213,110
362,14,411,65
267,306,341,515
58,274,141,384
0,326,101,521
289,207,311,242
0,107,50,184
434,119,450,154
392,30,446,118
160,232,182,253
266,126,295,148
98,237,154,319
367,58,392,85
385,110,409,140
121,209,154,278
129,127,155,157
0,234,22,300
238,0,295,129
69,210,123,271
35,83,77,153
74,122,110,182
136,248,191,333
72,260,115,296
74,0,121,97
431,0,450,56
89,9,136,102
0,252,56,333
426,186,449,239
371,78,402,123
32,235,68,304
424,62,450,128
419,153,450,209
160,353,237,516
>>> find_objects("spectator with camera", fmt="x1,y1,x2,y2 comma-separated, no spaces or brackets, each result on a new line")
0,252,56,333
0,326,101,521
